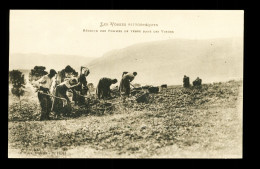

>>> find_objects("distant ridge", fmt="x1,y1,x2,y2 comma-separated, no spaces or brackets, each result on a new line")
86,38,243,86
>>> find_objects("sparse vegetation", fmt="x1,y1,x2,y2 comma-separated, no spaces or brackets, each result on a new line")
8,79,242,158
9,70,26,109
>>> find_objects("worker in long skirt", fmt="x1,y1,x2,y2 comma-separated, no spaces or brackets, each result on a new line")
32,69,57,121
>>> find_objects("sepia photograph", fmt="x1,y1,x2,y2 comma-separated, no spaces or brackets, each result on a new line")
8,10,243,158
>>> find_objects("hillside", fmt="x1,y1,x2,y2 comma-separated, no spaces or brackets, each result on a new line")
9,53,95,72
8,80,242,158
86,38,243,86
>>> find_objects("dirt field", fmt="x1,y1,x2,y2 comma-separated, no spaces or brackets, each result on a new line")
8,80,242,158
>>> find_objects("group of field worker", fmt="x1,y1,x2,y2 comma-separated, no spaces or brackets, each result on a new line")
183,75,202,88
33,65,203,121
32,66,137,120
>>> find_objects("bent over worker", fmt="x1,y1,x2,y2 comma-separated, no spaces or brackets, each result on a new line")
119,72,137,97
96,78,118,99
53,78,79,118
193,77,202,87
33,69,57,121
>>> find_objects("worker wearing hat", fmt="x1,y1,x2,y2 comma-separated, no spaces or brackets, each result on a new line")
33,69,57,120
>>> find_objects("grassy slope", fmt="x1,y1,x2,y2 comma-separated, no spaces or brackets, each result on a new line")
8,80,242,158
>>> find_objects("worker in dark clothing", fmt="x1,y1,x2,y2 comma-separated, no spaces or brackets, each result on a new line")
193,77,202,87
119,72,137,97
183,75,190,88
72,67,90,106
96,78,118,99
33,69,57,121
53,78,79,118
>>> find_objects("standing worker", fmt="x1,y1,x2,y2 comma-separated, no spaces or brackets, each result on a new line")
33,69,57,121
96,77,118,99
183,75,190,88
72,66,90,106
121,71,128,77
119,72,137,97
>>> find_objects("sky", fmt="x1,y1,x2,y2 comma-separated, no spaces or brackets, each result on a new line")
10,10,244,58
